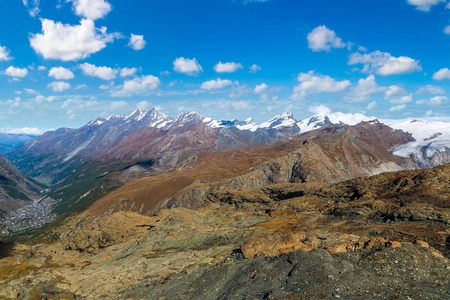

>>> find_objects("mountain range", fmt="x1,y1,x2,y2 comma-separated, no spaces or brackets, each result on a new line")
0,108,449,299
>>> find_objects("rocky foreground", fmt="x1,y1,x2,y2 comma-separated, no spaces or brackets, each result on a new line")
0,164,449,299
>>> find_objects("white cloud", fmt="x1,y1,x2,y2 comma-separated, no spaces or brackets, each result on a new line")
4,66,28,78
22,0,40,17
30,18,120,61
200,78,236,90
75,84,87,90
128,34,146,50
79,62,117,80
384,85,413,104
0,127,45,135
344,75,385,102
35,95,57,104
429,95,448,106
406,0,445,11
120,67,138,77
48,66,74,80
367,101,377,110
249,64,261,73
358,45,368,52
24,88,39,95
47,81,71,92
37,66,47,71
123,75,160,93
389,104,407,112
309,105,331,115
69,0,112,20
254,83,269,94
112,75,161,97
444,25,450,35
0,45,12,61
432,68,450,80
417,96,449,106
110,101,128,110
415,85,445,95
307,25,348,52
173,57,203,75
348,50,422,75
291,71,351,100
214,62,243,73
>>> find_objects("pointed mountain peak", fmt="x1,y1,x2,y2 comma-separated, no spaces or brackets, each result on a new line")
125,108,149,121
260,112,296,129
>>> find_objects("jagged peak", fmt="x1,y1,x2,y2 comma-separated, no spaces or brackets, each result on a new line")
260,111,296,129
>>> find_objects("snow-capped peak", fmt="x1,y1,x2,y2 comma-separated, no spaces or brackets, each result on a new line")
173,111,205,127
125,108,148,121
259,112,296,129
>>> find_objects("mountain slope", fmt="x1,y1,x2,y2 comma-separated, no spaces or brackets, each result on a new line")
0,163,448,299
6,109,302,184
84,121,417,220
0,155,42,220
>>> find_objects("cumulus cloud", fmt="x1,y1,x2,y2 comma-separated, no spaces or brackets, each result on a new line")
384,85,413,104
432,68,450,80
417,96,449,106
254,83,269,94
30,18,120,61
200,78,236,90
4,66,28,78
120,67,139,77
214,62,243,73
307,25,349,52
35,95,57,104
128,34,146,50
415,84,445,95
48,66,74,80
0,45,12,61
79,62,117,80
389,104,407,112
22,0,40,17
348,50,422,75
344,75,385,102
69,0,112,20
249,64,261,73
406,0,445,11
112,75,161,97
173,57,203,75
291,71,351,100
47,81,71,92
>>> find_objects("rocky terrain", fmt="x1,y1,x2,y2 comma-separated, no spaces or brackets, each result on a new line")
0,163,448,299
83,120,417,220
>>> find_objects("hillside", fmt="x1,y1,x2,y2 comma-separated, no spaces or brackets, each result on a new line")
0,163,448,299
83,120,417,220
0,155,42,221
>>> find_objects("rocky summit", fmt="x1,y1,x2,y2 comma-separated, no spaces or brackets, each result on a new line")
0,163,448,299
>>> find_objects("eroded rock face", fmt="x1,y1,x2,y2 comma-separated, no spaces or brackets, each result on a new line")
0,164,448,299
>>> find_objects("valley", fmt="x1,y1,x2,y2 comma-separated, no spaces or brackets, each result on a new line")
0,108,449,299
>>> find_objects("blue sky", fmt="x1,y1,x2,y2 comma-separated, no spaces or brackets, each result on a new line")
1,0,450,133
